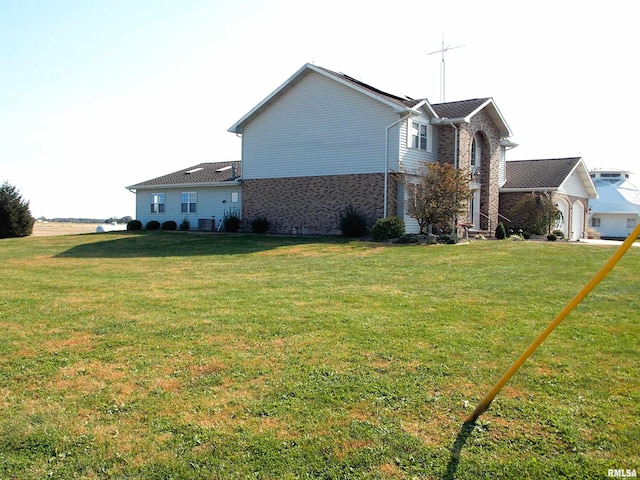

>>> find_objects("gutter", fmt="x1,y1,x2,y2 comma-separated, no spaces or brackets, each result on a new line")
384,111,417,217
126,180,241,192
431,117,463,168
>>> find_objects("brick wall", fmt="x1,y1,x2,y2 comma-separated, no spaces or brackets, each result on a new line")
242,174,397,234
437,109,502,232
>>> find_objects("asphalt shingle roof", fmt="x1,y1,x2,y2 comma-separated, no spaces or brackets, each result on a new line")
431,98,490,119
503,158,581,190
314,66,422,109
128,161,241,188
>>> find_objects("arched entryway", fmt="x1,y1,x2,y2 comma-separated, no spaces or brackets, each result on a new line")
571,200,585,240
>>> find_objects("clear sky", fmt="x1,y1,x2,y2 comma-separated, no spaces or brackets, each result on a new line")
1,0,638,219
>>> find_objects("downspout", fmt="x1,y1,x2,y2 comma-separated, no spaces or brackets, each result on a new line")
384,112,415,218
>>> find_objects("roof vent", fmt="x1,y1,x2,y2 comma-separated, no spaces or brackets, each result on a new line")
185,167,203,174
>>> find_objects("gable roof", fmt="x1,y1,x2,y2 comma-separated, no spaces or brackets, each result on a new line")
127,161,241,190
502,157,597,198
228,64,424,134
431,98,512,137
229,63,515,136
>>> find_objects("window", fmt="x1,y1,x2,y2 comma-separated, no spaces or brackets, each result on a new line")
181,192,197,214
471,137,481,167
591,217,601,228
231,192,239,203
627,218,637,228
411,122,428,150
150,193,165,214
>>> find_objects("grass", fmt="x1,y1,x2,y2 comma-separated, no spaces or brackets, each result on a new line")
0,232,638,479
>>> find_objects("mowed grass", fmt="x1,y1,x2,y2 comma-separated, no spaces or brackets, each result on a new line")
0,232,638,479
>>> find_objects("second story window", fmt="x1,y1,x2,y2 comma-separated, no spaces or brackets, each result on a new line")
411,122,428,150
181,192,197,214
151,193,165,214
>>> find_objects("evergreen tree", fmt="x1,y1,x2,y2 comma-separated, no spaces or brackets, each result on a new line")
0,182,35,238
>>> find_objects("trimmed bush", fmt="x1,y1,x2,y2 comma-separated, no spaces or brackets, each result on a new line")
495,222,506,240
437,234,458,244
222,209,241,232
250,216,270,234
338,205,368,238
179,218,191,231
146,220,161,231
371,216,405,242
162,220,177,231
547,233,557,241
127,219,142,231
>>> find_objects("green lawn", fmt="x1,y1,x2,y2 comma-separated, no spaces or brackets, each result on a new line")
1,232,638,479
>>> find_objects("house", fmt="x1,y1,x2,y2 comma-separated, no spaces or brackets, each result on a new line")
499,157,597,240
227,63,515,235
588,169,640,239
126,161,241,230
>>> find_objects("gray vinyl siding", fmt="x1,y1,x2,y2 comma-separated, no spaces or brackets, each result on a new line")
134,186,241,229
241,71,405,180
399,121,438,173
558,171,590,197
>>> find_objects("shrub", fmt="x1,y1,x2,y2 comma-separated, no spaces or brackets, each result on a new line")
146,220,161,231
222,209,241,232
495,222,506,240
250,216,270,234
371,216,405,242
522,231,531,239
437,234,458,244
179,218,191,231
547,233,557,241
338,204,368,237
162,220,177,231
552,229,564,238
394,233,437,245
127,219,142,231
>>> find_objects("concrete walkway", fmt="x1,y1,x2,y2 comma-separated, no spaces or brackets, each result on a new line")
577,238,640,247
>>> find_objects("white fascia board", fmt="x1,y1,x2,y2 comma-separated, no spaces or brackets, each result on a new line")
130,182,239,190
228,63,313,133
560,159,598,198
500,187,559,193
469,98,513,137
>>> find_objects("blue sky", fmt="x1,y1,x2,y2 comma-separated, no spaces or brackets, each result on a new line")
1,0,638,218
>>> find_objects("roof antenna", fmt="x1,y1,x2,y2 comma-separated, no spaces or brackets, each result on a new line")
427,33,466,103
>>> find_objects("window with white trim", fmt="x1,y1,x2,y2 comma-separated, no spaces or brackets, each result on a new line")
627,218,637,228
231,192,239,203
181,192,197,214
411,121,428,151
150,193,165,214
591,217,601,228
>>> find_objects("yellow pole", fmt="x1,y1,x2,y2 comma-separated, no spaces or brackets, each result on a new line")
465,223,640,424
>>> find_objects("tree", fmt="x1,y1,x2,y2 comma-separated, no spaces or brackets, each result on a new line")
404,162,473,234
509,192,562,235
0,182,35,238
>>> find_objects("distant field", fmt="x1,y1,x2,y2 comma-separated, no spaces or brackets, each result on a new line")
0,233,638,479
32,222,103,236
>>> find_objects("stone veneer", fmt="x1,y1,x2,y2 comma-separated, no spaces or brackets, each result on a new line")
438,109,503,234
241,174,398,234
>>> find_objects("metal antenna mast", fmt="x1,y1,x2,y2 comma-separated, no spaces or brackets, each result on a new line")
427,33,466,103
